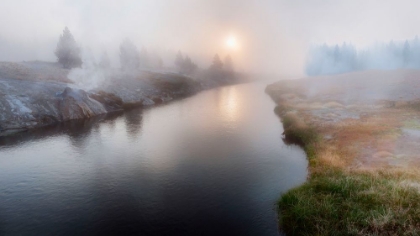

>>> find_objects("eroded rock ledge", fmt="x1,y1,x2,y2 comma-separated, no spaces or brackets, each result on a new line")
0,62,209,135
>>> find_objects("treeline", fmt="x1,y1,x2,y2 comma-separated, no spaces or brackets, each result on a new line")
55,27,235,77
119,39,163,70
55,28,164,70
306,37,420,76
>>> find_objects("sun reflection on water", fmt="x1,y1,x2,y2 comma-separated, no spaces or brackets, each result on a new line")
219,86,241,123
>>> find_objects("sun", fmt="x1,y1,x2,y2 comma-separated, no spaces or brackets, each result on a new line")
225,35,239,50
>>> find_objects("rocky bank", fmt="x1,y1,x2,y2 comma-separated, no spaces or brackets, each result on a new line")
0,61,222,136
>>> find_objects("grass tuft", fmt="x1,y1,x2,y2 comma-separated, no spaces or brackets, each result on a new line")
279,170,420,235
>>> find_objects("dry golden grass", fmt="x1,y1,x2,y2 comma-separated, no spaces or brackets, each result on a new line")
323,101,345,108
268,79,420,173
267,79,420,235
282,112,307,130
316,147,346,168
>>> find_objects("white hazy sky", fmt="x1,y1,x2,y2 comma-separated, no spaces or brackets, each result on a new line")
1,0,420,75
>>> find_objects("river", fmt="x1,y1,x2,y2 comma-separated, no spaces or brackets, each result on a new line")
0,81,307,236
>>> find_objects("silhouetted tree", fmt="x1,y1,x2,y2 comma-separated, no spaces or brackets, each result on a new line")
183,55,198,74
174,51,197,75
205,54,226,81
174,51,184,70
210,54,223,71
139,47,150,68
119,39,140,70
403,40,410,66
55,27,82,69
305,38,420,76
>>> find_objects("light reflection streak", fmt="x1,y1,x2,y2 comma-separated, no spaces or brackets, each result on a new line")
219,86,241,123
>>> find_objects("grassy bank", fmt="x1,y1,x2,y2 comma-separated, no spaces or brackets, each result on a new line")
267,82,420,235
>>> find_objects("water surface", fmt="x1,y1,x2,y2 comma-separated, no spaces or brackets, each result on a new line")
0,82,307,235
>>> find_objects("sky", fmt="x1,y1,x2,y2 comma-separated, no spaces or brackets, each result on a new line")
1,0,420,75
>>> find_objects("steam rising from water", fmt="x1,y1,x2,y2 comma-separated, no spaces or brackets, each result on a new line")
67,51,111,90
68,66,110,91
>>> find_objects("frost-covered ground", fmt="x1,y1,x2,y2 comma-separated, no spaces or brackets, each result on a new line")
0,61,205,135
267,69,420,167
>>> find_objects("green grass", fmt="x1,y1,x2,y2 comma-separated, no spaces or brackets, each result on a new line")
279,171,420,236
403,119,420,129
280,113,318,160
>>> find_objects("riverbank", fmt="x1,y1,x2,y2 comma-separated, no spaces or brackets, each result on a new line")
266,70,420,235
0,82,307,236
0,61,239,136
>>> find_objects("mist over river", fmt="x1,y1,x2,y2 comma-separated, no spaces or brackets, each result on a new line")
0,81,307,236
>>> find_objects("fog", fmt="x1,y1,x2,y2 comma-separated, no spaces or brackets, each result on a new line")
2,0,420,75
306,38,420,76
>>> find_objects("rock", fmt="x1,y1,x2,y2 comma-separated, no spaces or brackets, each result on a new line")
89,90,124,112
57,87,107,120
0,61,239,135
142,97,155,106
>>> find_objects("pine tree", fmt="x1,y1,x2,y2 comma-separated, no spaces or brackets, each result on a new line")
55,27,82,69
403,40,410,66
174,51,185,71
119,39,140,70
184,55,197,74
139,47,150,68
210,54,223,71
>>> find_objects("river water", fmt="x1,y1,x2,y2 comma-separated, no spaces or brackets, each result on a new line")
0,81,307,236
